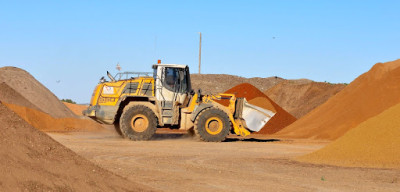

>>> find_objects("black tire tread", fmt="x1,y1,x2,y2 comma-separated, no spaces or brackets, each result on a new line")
120,104,157,141
194,108,230,142
113,122,124,137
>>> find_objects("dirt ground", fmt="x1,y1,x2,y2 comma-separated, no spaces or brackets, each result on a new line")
48,128,400,192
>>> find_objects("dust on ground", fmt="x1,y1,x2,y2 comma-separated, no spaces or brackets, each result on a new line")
48,129,400,192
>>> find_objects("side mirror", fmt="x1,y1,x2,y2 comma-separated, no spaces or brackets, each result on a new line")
99,76,106,84
196,89,202,103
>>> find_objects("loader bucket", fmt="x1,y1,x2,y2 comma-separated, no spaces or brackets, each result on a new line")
241,99,276,132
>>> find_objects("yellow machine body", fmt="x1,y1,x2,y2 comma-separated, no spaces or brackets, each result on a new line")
83,64,275,141
89,77,154,107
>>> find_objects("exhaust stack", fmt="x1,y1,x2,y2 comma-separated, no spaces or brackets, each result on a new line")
107,71,116,82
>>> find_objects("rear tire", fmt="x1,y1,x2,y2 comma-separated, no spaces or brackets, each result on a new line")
120,104,157,141
194,108,230,142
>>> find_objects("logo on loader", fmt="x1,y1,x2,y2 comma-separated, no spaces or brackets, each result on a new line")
102,86,114,95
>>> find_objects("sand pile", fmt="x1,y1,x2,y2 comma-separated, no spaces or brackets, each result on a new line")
0,66,75,118
4,103,103,132
0,82,41,111
0,67,103,132
0,102,152,191
265,80,345,118
63,102,88,116
298,102,400,169
275,59,400,140
225,83,297,134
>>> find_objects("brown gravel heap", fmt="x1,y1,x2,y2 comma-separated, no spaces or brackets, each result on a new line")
0,102,152,191
0,67,75,118
275,59,400,140
298,102,400,169
265,80,345,118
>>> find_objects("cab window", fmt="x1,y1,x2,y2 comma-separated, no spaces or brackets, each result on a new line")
164,67,180,92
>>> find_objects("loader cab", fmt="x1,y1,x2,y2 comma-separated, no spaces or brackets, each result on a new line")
152,63,192,125
164,67,191,93
152,64,191,98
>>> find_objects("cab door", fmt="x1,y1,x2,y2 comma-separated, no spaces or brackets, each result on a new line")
155,66,190,125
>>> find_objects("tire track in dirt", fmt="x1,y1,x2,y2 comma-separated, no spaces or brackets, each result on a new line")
48,131,400,192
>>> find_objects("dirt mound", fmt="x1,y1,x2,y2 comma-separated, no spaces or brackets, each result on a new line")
191,74,285,94
63,102,88,116
0,80,103,132
0,102,152,191
225,83,297,134
265,80,346,118
4,103,104,132
0,82,41,111
298,102,400,169
275,59,400,140
248,97,277,113
0,67,75,118
191,74,340,119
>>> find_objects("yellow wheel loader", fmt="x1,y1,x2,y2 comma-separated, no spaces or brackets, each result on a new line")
83,61,276,142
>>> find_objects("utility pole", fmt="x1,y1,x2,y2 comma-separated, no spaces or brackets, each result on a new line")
198,32,202,74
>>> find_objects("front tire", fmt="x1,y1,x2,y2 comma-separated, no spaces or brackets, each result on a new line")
120,104,157,141
113,121,124,137
194,108,230,142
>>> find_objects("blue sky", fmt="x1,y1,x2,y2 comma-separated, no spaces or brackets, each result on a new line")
1,0,399,103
